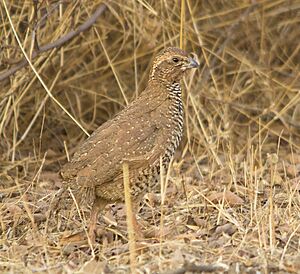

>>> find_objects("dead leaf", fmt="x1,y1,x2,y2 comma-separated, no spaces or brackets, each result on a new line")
286,153,300,164
285,163,298,177
171,249,185,266
187,215,206,228
5,204,23,216
207,190,244,206
78,259,108,274
289,178,300,191
215,223,237,235
60,231,87,245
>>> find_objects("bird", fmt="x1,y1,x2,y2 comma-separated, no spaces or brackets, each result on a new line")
61,47,199,242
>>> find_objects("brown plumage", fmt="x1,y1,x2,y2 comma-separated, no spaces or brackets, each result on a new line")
61,47,199,241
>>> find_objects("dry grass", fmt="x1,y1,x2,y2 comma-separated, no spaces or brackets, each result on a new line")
1,0,300,273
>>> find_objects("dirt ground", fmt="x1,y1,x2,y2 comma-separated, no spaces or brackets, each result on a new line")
1,1,300,273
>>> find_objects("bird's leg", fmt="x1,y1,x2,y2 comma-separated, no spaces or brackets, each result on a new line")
88,197,108,244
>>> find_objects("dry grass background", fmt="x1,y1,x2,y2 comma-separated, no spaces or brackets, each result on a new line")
0,0,300,273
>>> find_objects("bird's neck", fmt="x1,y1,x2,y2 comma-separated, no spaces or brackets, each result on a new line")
143,78,184,152
148,79,182,98
166,81,183,120
165,82,182,99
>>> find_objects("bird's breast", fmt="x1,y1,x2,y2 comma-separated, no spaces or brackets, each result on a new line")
161,83,184,166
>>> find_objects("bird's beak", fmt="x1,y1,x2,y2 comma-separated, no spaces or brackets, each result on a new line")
187,57,199,68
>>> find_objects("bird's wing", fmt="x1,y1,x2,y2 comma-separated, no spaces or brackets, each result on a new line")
61,90,169,186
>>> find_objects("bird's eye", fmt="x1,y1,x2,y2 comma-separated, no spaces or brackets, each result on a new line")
172,57,179,63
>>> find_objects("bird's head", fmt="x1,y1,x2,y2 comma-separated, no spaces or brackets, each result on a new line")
149,47,199,84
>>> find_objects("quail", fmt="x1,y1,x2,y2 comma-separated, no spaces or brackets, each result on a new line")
61,47,199,241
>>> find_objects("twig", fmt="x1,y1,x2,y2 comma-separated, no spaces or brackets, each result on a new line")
195,2,260,85
163,261,228,274
32,0,40,51
123,162,137,274
2,0,91,136
0,3,107,81
201,93,300,130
